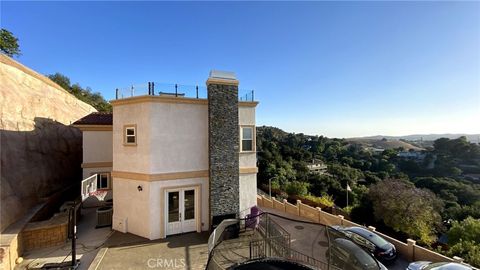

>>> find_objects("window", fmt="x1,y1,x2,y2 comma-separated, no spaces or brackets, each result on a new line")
124,125,136,145
241,126,254,152
96,172,110,189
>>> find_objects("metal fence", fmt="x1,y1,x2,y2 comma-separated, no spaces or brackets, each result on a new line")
115,82,255,102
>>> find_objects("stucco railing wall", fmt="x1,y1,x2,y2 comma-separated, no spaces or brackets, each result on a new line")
257,195,462,264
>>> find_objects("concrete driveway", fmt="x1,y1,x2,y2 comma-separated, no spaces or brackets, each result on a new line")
89,231,209,270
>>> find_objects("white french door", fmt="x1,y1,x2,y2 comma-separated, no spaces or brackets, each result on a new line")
166,188,196,236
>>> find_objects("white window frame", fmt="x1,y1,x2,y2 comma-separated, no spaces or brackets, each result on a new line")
240,126,255,152
124,124,137,146
93,172,111,190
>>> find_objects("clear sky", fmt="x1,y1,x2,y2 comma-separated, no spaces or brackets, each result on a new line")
2,1,479,138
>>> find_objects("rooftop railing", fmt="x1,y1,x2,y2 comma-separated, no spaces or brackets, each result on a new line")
114,82,255,102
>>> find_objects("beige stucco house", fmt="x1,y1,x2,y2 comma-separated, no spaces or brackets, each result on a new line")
73,71,258,239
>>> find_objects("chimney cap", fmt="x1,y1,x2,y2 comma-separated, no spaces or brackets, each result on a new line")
209,70,237,80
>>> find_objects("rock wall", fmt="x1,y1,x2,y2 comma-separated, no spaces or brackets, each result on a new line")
0,55,96,231
208,82,240,219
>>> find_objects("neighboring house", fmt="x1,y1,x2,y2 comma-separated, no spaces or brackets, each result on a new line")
73,112,113,205
307,159,327,174
73,71,258,240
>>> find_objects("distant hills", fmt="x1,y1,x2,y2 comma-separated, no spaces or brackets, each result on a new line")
349,134,480,144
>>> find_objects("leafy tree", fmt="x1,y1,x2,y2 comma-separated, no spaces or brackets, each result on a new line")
48,73,112,112
369,179,443,245
446,217,480,267
0,29,21,57
448,217,480,245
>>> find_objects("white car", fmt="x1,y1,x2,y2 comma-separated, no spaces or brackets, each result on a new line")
407,261,473,270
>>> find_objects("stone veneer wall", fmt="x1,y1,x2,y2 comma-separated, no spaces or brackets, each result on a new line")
208,83,240,218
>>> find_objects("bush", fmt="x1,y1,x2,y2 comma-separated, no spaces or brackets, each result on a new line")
285,181,309,196
302,194,335,207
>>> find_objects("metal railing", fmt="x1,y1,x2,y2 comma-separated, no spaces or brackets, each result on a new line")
114,82,255,102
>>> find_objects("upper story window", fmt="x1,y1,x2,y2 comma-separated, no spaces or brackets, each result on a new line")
241,126,254,152
96,172,111,189
124,125,137,145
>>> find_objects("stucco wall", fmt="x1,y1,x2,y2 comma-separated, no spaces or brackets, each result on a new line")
112,178,151,239
238,106,255,126
112,103,151,174
239,174,257,215
112,177,208,240
83,131,112,163
149,103,208,173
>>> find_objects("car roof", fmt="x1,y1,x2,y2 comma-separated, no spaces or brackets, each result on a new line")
425,262,472,270
344,227,390,248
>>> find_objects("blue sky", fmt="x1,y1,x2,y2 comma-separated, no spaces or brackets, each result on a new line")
2,1,479,138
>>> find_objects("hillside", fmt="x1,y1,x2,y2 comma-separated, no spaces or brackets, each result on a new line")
0,55,96,231
351,134,480,144
346,138,424,151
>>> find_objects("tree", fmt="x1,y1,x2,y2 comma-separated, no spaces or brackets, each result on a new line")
446,217,480,267
369,179,443,245
48,73,112,112
0,29,21,57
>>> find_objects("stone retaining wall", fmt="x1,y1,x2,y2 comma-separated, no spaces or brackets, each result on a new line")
21,212,68,251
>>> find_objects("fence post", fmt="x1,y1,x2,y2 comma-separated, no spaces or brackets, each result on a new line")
152,82,155,95
252,90,254,101
296,200,301,216
337,215,344,226
148,82,151,95
316,207,322,224
283,199,287,213
407,239,416,261
115,88,118,99
175,84,178,97
196,86,199,99
367,226,376,231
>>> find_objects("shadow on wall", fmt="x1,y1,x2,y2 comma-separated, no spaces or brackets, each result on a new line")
0,117,83,231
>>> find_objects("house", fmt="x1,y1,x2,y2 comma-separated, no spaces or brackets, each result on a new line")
307,159,327,174
73,71,258,240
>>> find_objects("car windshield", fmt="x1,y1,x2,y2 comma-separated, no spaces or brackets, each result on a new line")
349,228,390,248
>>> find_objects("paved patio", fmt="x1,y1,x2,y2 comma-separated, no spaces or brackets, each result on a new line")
89,231,209,270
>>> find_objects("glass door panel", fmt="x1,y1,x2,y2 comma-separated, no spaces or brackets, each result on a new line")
168,191,179,222
184,189,195,220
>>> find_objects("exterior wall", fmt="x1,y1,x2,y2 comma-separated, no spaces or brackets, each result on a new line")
82,131,113,163
112,177,209,240
112,178,151,239
239,174,257,215
113,102,152,174
82,166,112,179
149,103,208,173
22,221,68,251
208,83,240,218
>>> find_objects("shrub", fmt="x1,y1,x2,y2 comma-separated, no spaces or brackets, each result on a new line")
285,181,309,196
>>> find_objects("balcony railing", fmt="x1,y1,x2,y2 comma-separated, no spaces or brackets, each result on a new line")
114,82,255,102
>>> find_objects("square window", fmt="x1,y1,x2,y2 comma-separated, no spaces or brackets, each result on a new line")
124,125,136,145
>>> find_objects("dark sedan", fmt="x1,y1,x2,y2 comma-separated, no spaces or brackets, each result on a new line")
331,226,397,263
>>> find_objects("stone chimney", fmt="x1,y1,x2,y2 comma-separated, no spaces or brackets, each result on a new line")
207,70,240,227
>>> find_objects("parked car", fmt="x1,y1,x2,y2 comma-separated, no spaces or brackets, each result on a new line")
330,226,397,263
407,262,473,270
326,238,388,270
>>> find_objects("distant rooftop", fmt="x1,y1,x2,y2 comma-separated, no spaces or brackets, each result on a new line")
72,112,112,126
